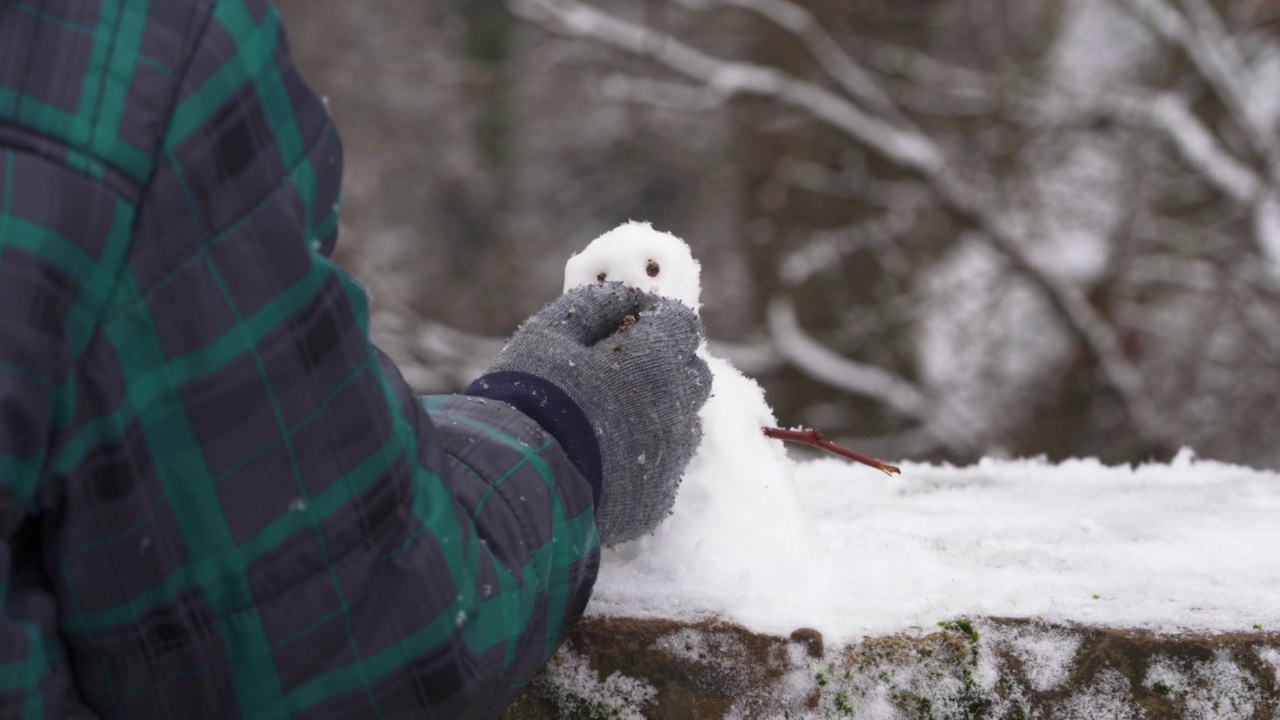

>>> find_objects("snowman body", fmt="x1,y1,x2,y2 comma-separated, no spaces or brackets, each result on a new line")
564,223,823,613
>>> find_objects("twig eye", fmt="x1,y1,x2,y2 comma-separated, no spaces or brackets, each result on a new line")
596,272,607,282
646,260,660,277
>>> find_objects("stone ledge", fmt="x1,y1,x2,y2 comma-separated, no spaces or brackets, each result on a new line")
506,617,1280,719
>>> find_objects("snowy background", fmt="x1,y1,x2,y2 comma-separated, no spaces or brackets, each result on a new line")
276,0,1280,472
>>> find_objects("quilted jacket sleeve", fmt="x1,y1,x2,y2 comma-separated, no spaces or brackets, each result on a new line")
0,1,599,718
0,101,130,720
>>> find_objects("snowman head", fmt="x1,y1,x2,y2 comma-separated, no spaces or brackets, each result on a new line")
563,222,702,311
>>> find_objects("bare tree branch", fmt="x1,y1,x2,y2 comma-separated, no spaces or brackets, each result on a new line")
777,214,907,286
1097,93,1260,203
860,39,998,94
683,0,906,122
1114,0,1280,287
1252,192,1280,279
513,0,1175,446
601,74,730,111
765,298,984,453
765,296,927,418
838,30,1265,211
772,156,862,199
1117,0,1276,167
510,0,945,172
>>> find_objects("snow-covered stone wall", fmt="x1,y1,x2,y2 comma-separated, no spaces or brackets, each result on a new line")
507,617,1280,719
508,454,1280,718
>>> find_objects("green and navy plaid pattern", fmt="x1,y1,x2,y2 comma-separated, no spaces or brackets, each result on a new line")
0,1,600,717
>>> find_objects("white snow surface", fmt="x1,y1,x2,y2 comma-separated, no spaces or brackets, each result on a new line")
592,451,1280,642
565,223,1280,642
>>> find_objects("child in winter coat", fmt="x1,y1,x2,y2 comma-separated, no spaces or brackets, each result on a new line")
0,1,710,717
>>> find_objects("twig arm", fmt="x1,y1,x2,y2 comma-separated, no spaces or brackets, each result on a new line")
763,427,901,475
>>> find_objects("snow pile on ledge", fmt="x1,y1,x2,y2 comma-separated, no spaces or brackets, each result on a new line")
589,451,1280,640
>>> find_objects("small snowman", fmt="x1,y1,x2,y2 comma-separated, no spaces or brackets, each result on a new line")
563,222,828,620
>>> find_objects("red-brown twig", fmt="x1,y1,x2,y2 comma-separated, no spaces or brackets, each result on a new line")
763,427,901,476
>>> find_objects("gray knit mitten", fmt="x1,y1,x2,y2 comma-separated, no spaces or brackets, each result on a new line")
466,283,712,546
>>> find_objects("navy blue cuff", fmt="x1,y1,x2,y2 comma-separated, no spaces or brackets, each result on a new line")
464,371,603,508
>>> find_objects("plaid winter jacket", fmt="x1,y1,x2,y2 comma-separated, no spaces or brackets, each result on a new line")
0,1,601,718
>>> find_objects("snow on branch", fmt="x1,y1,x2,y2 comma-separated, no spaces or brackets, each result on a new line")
763,297,981,453
510,0,944,173
937,181,1162,427
851,44,1260,207
1118,0,1190,41
1114,0,1280,284
860,40,997,94
690,0,905,122
513,0,1173,446
777,214,913,286
1174,0,1266,132
1117,0,1276,160
601,74,730,111
765,296,927,418
1252,194,1280,281
1094,92,1260,203
773,157,862,199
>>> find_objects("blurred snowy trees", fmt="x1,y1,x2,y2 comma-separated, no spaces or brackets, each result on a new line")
275,0,1280,469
